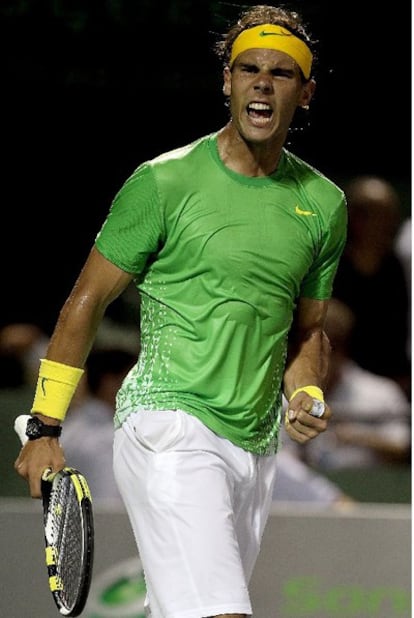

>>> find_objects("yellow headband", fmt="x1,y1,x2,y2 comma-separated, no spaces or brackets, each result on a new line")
229,24,313,79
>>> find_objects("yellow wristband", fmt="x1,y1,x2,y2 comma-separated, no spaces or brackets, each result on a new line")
31,359,84,422
289,385,324,402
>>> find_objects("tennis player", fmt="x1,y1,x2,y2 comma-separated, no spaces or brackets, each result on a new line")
15,5,347,617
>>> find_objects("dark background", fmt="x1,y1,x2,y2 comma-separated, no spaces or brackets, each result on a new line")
2,0,411,334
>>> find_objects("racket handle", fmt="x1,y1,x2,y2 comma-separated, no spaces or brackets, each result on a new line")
14,414,32,445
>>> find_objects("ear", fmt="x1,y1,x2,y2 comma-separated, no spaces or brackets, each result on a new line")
223,66,231,97
299,78,316,109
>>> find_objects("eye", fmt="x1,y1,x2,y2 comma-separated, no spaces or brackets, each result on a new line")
239,63,259,74
271,68,295,78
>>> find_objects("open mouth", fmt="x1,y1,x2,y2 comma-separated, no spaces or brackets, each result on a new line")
247,102,273,122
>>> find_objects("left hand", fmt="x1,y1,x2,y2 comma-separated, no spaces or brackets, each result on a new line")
284,391,331,444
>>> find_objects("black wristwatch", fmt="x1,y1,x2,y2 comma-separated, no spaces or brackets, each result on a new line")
25,416,62,440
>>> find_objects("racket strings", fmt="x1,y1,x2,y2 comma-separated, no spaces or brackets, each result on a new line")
46,475,86,611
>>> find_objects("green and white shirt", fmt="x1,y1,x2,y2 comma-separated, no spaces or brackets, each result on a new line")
95,132,347,455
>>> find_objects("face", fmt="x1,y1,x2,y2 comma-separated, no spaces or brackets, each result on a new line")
223,48,315,145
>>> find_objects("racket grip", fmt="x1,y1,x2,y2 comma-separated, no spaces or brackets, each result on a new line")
14,414,32,445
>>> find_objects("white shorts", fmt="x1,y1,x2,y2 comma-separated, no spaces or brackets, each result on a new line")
113,409,278,618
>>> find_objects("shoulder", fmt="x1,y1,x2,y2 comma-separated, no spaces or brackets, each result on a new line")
121,134,214,192
283,149,346,207
149,133,213,170
117,134,213,193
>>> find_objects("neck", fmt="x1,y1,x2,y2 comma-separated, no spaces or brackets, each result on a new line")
216,122,285,177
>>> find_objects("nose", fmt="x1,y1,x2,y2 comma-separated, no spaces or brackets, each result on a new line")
253,74,273,94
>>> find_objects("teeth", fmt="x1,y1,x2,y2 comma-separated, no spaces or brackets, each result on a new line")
248,102,271,111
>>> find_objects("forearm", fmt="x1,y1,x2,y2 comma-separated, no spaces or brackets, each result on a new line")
15,247,134,497
30,299,103,424
46,291,107,368
283,327,331,400
31,251,130,422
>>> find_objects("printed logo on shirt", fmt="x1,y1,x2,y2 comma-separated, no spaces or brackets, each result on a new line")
295,205,317,217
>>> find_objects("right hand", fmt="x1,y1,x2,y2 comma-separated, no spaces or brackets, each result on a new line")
14,438,65,498
284,391,331,445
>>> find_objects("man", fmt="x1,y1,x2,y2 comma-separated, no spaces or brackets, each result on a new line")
15,5,347,618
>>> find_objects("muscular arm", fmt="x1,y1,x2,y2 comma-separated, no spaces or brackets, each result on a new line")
45,247,134,368
283,297,332,444
14,246,134,497
284,297,331,397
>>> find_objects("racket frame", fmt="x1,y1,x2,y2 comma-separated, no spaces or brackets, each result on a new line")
41,467,94,617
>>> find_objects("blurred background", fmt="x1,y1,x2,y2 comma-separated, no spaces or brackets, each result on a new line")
1,0,411,504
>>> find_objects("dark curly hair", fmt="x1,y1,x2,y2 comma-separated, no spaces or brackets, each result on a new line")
214,4,317,80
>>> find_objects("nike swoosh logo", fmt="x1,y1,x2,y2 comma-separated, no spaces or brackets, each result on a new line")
260,30,291,37
295,205,317,217
41,377,48,396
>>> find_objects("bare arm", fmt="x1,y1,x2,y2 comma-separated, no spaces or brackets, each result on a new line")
283,297,332,444
14,246,134,497
45,247,134,367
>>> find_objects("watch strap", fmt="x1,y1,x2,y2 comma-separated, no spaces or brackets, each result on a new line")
26,416,62,440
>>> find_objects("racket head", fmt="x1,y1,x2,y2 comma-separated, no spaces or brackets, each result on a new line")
42,467,94,617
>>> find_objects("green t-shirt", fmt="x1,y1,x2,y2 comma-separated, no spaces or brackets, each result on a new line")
95,133,347,455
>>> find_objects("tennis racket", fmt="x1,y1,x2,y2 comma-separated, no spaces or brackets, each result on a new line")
14,414,95,617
